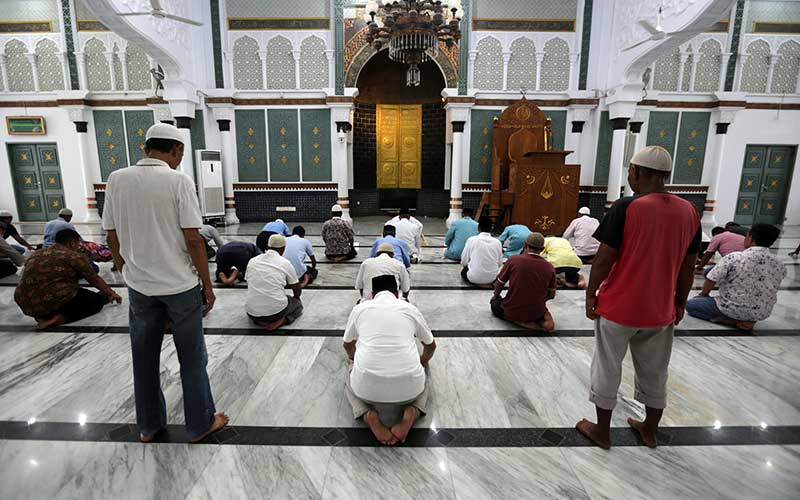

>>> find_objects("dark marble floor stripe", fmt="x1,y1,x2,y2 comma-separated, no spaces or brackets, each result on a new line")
1,325,795,337
1,420,797,448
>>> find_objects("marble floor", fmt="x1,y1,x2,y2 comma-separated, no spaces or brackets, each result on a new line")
1,219,799,499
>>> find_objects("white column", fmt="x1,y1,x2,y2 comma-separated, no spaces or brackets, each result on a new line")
625,122,644,196
25,53,40,91
702,122,729,224
325,49,334,88
225,51,236,88
447,121,466,226
569,52,580,90
766,53,779,93
292,49,302,90
175,117,195,183
719,52,731,91
735,53,749,91
606,118,629,206
60,52,70,90
119,53,129,91
0,54,9,91
688,49,698,91
74,51,88,90
258,49,268,89
468,50,478,90
677,51,689,91
534,51,545,91
103,51,117,90
333,120,352,220
215,114,240,225
501,50,511,91
76,122,101,222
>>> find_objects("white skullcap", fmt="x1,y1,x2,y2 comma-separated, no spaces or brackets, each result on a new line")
0,210,12,217
630,145,673,172
58,208,73,216
331,204,343,212
578,207,591,215
145,123,184,144
268,234,286,248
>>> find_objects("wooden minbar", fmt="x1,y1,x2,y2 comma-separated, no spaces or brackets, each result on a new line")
477,98,580,235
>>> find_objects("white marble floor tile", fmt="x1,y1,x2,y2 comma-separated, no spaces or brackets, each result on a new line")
446,447,591,500
321,447,455,500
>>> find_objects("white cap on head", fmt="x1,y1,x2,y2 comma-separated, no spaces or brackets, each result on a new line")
0,210,12,218
268,234,286,248
630,145,673,172
145,123,184,144
276,218,284,223
58,208,73,217
578,207,591,215
331,204,343,212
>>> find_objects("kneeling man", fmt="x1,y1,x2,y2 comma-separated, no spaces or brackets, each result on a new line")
15,229,121,329
245,234,304,330
343,275,436,445
356,243,410,301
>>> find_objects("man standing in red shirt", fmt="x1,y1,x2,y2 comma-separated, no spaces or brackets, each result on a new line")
577,146,701,449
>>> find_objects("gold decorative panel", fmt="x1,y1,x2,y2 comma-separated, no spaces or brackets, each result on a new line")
376,104,421,189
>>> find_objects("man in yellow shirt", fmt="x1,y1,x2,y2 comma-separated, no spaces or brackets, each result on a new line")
542,236,585,289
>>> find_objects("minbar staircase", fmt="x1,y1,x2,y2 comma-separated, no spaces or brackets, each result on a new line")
476,191,515,232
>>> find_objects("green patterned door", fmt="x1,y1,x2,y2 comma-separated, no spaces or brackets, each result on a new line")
735,145,796,225
8,143,65,222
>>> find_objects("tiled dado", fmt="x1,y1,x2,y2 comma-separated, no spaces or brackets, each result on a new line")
233,186,337,223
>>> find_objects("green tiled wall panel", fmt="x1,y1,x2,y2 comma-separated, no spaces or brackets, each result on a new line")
235,110,268,181
268,109,300,182
672,112,710,184
300,109,332,181
94,110,129,181
645,111,680,159
123,110,154,165
191,110,207,155
593,111,612,185
544,110,566,151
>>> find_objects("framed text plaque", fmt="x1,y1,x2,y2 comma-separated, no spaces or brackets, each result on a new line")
6,116,46,135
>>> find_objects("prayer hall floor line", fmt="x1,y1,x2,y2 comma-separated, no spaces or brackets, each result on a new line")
2,325,796,338
2,420,798,449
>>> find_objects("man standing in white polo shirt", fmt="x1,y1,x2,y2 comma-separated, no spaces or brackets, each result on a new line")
460,216,503,287
103,123,228,443
245,233,304,330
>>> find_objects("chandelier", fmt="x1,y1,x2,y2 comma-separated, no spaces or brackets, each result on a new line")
364,0,463,87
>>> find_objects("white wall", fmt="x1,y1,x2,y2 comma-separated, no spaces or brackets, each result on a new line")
0,108,89,221
715,108,800,226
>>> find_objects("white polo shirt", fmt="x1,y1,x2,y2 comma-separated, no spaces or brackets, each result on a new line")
461,232,503,284
355,253,411,300
344,291,434,403
562,215,600,257
390,218,422,256
244,250,299,317
101,158,202,296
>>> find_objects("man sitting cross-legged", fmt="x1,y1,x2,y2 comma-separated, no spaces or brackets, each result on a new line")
215,240,261,287
370,225,411,269
284,226,318,287
444,207,478,261
245,234,304,330
687,223,785,331
343,275,436,445
356,242,411,302
15,229,121,330
322,204,358,262
461,216,503,288
491,232,556,332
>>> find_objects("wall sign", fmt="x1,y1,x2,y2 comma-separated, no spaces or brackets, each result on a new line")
6,116,46,135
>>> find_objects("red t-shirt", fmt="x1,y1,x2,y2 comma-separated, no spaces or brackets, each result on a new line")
594,193,701,328
497,252,556,322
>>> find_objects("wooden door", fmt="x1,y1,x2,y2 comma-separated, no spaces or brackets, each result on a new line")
376,104,421,189
8,143,65,222
735,145,795,225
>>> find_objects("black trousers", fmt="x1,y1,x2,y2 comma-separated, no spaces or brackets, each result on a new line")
555,266,580,285
0,259,17,279
50,288,109,324
325,247,358,261
302,267,319,284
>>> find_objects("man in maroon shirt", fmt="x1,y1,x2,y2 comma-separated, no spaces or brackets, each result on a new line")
491,232,557,332
577,146,701,449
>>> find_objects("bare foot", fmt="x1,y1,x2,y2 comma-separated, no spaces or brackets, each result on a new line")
627,417,657,448
36,314,65,330
139,429,164,443
300,274,310,288
364,410,397,445
255,317,288,331
190,412,230,443
513,320,546,331
391,406,418,443
576,418,611,449
736,321,755,331
477,283,494,289
540,311,555,333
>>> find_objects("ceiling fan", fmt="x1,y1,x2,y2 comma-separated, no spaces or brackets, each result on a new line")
622,3,707,52
117,0,202,26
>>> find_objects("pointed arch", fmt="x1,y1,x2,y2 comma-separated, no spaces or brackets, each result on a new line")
772,40,800,94
4,39,34,91
474,36,503,90
741,39,771,93
126,44,152,91
541,37,570,91
84,37,111,91
507,37,536,92
233,35,262,89
299,35,328,89
694,39,722,92
266,35,295,89
35,39,64,91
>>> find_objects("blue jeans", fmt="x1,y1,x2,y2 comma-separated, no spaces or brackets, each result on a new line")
686,296,729,322
128,284,216,439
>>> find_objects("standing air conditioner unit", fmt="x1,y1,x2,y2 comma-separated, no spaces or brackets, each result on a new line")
195,150,225,218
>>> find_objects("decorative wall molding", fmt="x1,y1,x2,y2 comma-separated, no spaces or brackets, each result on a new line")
0,21,53,34
233,182,337,191
227,18,330,30
472,19,576,32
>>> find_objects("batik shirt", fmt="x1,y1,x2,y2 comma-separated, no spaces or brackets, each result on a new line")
14,246,98,318
322,217,354,256
708,246,786,322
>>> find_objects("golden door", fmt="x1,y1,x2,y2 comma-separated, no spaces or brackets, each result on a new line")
376,104,422,189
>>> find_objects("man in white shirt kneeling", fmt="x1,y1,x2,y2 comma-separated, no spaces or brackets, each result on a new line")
343,275,436,445
355,242,411,302
245,234,304,330
461,216,503,288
